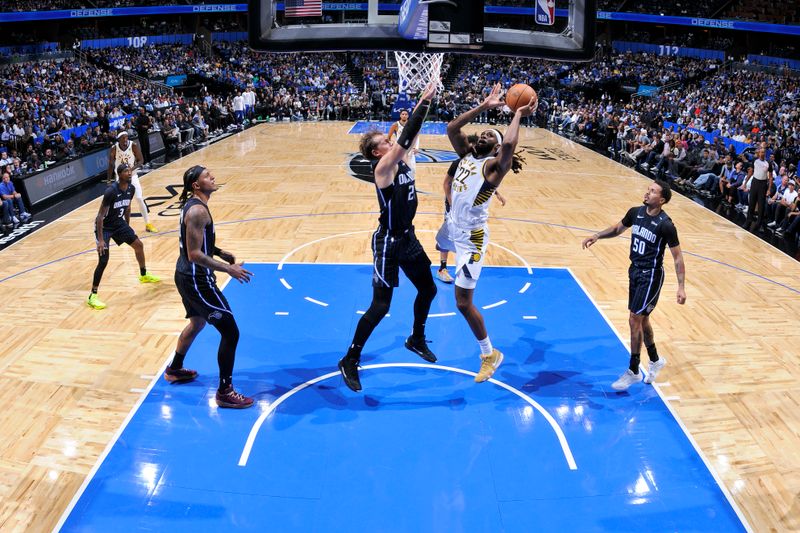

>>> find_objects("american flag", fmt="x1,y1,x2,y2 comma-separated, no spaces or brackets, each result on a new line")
285,0,322,17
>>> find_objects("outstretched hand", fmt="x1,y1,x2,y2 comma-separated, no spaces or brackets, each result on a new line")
481,83,505,110
516,95,539,117
420,79,439,102
228,262,253,283
581,235,598,249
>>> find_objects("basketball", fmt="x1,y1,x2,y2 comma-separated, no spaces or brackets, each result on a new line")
505,83,537,112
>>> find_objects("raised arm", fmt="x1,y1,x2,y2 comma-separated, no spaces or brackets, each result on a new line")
374,81,437,187
185,204,252,282
447,83,504,157
486,96,537,185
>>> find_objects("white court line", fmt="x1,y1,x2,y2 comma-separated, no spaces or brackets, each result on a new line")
519,282,531,294
658,382,671,387
567,267,753,533
274,312,289,316
277,230,370,270
663,396,681,402
139,374,155,380
52,277,234,533
482,300,507,310
279,278,292,290
523,315,538,320
53,355,174,532
304,297,329,307
129,388,147,393
429,312,457,317
237,362,577,471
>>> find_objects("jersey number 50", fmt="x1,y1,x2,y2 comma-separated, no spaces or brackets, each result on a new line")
632,237,646,255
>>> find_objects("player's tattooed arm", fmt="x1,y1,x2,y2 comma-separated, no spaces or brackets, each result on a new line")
213,246,236,264
186,205,253,282
185,205,235,273
670,245,687,305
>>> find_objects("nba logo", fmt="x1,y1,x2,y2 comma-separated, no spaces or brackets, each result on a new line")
535,0,555,25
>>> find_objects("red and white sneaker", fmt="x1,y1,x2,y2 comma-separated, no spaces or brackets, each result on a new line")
215,386,254,409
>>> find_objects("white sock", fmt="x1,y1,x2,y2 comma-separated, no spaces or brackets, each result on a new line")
478,336,493,356
136,196,149,223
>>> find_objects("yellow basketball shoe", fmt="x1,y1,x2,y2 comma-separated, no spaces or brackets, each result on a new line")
139,272,161,283
145,223,158,233
86,293,106,310
475,349,504,383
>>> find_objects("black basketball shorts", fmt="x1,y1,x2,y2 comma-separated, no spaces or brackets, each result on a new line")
628,265,665,316
371,226,431,288
95,224,137,247
174,271,233,323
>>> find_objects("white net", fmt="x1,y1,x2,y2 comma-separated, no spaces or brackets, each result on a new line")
394,51,444,95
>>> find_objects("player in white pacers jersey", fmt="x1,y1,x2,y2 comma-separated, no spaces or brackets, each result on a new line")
442,83,536,382
388,109,420,173
108,131,157,232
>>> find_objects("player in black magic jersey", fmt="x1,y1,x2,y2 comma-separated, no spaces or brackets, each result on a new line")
167,165,255,409
87,163,160,310
582,179,687,391
338,81,439,392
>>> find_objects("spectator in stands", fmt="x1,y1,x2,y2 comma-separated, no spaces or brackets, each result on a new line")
135,108,151,165
191,110,209,143
162,117,180,151
233,92,245,127
776,195,800,240
767,175,797,228
719,161,746,206
0,172,31,225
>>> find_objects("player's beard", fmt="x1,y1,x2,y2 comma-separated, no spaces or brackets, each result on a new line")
473,142,494,158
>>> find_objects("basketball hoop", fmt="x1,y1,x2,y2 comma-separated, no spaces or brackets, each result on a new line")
394,51,444,96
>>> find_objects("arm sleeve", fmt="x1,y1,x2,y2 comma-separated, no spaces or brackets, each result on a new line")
397,99,430,149
621,207,638,227
661,220,680,248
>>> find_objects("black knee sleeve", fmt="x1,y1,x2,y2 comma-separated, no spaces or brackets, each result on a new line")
211,313,240,383
92,251,110,287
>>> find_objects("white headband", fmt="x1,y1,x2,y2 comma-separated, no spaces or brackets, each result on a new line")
488,129,503,144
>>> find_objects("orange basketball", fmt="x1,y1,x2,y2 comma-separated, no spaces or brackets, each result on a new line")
505,83,537,112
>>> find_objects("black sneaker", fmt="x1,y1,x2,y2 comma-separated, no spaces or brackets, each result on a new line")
404,335,437,363
338,357,362,392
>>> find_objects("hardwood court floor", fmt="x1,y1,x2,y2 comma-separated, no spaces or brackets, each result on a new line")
0,122,798,532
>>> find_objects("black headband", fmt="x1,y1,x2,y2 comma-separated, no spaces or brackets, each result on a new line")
185,165,206,184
